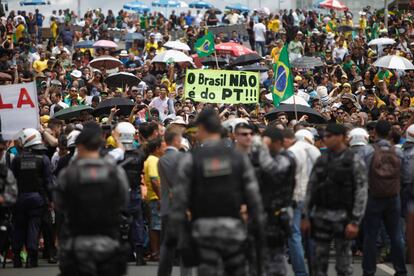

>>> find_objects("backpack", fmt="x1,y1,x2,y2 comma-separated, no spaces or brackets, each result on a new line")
369,145,401,198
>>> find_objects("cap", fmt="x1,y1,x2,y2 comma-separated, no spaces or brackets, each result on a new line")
294,76,302,81
325,123,347,136
51,79,62,86
297,31,303,35
342,82,351,88
70,70,82,78
171,116,187,126
120,50,128,57
40,115,50,124
341,74,348,79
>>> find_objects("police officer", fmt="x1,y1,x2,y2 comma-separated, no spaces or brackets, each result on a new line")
257,126,296,276
55,122,129,276
166,108,265,276
0,153,17,257
301,123,368,276
115,122,146,266
11,128,53,268
348,128,374,167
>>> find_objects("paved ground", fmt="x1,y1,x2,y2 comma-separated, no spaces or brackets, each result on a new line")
1,260,412,276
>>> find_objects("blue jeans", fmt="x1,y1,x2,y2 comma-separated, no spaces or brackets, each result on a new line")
128,191,145,247
362,195,407,276
255,41,266,56
288,201,308,276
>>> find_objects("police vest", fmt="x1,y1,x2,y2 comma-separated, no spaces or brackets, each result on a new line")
64,159,122,238
312,149,355,212
190,142,245,220
16,151,44,194
120,150,145,192
260,151,296,213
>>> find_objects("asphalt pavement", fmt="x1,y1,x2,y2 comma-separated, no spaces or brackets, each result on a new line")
1,260,411,276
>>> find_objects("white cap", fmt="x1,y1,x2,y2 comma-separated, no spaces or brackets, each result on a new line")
120,50,128,57
67,130,81,148
295,129,315,145
406,124,414,143
349,128,369,146
171,116,187,126
70,70,82,79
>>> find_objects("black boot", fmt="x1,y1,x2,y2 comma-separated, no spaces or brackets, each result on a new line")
26,250,38,268
13,251,22,268
135,246,146,266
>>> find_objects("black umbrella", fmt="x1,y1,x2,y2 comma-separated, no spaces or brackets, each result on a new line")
201,56,227,66
230,53,263,67
93,97,135,117
291,56,324,69
104,72,140,88
240,64,269,72
53,105,93,121
265,104,326,124
336,25,354,33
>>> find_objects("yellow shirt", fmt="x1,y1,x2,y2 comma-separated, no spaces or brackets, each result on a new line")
33,59,48,73
144,155,160,201
145,41,158,52
268,19,280,33
271,46,282,63
15,24,25,42
50,21,58,39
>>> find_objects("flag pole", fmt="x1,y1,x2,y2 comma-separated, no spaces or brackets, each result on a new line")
214,51,220,69
293,94,298,121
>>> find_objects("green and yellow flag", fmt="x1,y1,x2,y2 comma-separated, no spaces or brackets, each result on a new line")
272,45,294,106
195,32,215,58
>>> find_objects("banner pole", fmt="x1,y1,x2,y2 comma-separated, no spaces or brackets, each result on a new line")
214,51,220,69
293,95,298,121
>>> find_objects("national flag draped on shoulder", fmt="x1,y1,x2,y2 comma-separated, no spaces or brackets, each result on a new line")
195,32,215,57
272,45,294,106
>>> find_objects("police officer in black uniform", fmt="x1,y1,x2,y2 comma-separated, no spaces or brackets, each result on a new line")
55,122,130,276
166,108,265,276
257,126,296,276
115,122,147,266
11,128,53,268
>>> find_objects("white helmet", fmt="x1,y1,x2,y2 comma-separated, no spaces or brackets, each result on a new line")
295,129,315,145
67,130,81,148
115,122,136,144
406,124,414,143
18,128,42,148
349,128,369,147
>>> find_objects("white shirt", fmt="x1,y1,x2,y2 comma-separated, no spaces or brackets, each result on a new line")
149,97,169,120
288,141,320,202
333,46,348,61
253,23,266,42
195,14,203,26
227,13,239,25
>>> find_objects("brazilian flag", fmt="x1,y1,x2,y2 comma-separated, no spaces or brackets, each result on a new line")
195,32,215,58
272,45,294,106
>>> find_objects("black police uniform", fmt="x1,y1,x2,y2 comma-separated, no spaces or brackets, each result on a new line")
119,148,146,265
11,147,53,267
55,158,129,276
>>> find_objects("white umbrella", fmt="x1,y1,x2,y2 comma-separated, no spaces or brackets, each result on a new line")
151,50,193,64
373,55,414,70
265,94,310,106
164,40,191,51
368,38,396,46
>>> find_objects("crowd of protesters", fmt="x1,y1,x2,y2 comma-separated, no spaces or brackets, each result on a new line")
0,3,413,275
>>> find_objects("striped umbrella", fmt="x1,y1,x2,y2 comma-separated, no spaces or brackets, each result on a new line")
318,0,348,11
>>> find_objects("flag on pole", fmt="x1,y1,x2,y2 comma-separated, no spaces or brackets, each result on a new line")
272,45,294,106
195,32,215,58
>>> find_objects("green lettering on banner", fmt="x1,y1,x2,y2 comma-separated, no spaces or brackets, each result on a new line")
184,69,260,104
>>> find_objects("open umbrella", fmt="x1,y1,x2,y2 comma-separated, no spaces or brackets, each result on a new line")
164,40,191,51
291,56,324,69
189,0,213,9
123,1,151,13
93,40,118,48
125,32,145,42
225,3,250,13
20,0,48,5
215,42,254,57
201,56,227,66
152,0,187,7
281,95,310,106
74,40,94,49
373,55,414,70
318,0,348,11
93,97,135,117
265,104,326,124
239,64,269,72
230,53,263,66
53,105,94,121
89,56,123,69
151,50,193,64
104,72,140,88
367,37,396,46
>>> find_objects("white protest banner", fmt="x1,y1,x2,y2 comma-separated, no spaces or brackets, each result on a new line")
0,82,39,140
